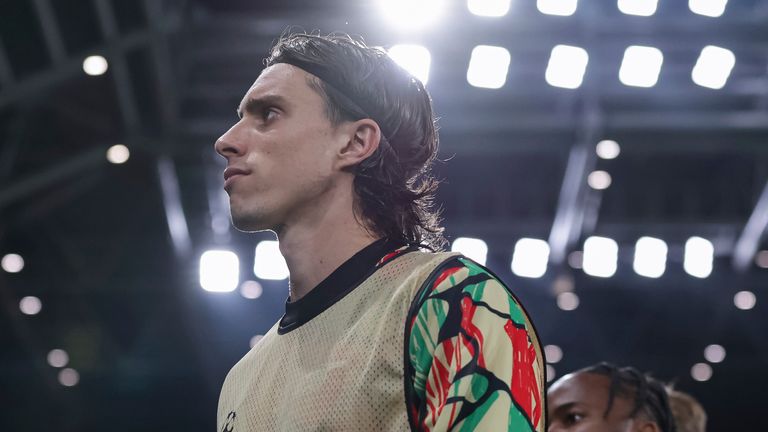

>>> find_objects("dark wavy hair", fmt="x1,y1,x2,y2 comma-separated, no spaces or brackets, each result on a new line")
264,32,445,250
583,363,677,432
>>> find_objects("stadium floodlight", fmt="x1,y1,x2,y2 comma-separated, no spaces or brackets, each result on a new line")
684,236,714,278
596,140,621,160
47,349,69,368
200,250,239,292
537,0,578,16
545,45,589,89
1,253,24,273
587,170,612,190
254,240,289,280
378,0,446,31
583,236,618,278
468,0,510,17
58,368,80,387
692,46,735,90
466,45,511,89
19,296,42,315
618,0,658,16
633,237,668,278
691,363,712,382
83,55,108,76
388,44,432,85
511,238,550,278
704,344,726,363
689,0,728,17
544,345,563,363
452,237,488,266
556,292,580,311
734,290,756,310
106,144,130,164
619,46,664,88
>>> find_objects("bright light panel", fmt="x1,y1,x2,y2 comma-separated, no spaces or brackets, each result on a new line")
689,0,728,17
452,237,488,266
704,344,726,363
466,45,511,89
556,292,580,311
240,280,263,299
692,46,735,90
583,236,618,278
596,140,621,159
546,364,556,382
537,0,578,16
619,46,664,88
734,290,756,310
468,0,510,17
388,45,432,85
254,240,289,280
83,55,108,76
19,296,42,315
568,251,583,269
756,250,768,268
58,368,80,387
618,0,658,16
691,362,712,382
633,237,667,278
511,238,549,278
545,45,589,89
200,250,239,292
684,236,714,278
106,144,130,164
587,170,612,190
544,345,563,363
378,0,445,30
1,253,24,273
47,349,69,368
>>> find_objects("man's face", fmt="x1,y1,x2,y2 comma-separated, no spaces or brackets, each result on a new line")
547,372,642,432
215,63,349,232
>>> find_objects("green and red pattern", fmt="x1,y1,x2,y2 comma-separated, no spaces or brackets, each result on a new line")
405,257,544,431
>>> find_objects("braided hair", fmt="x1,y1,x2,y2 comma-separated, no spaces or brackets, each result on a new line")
583,362,677,432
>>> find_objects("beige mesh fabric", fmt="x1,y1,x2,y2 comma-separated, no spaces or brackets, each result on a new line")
217,250,459,432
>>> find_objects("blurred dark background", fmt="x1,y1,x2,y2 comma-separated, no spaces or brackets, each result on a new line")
1,0,767,430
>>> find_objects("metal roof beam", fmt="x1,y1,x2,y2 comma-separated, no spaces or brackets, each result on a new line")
732,178,768,271
31,0,66,65
93,0,141,131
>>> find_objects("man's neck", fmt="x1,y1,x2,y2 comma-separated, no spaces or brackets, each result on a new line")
277,215,380,302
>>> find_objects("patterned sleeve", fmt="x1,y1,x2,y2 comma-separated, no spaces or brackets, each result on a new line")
405,257,545,432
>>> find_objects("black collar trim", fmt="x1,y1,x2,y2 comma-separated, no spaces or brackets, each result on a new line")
277,238,416,334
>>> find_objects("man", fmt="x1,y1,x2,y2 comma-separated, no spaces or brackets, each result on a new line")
666,388,706,432
215,32,544,431
547,363,676,432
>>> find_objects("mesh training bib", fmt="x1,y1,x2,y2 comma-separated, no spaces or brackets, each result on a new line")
217,250,458,432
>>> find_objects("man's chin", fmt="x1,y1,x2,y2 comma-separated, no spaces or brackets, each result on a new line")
231,214,273,233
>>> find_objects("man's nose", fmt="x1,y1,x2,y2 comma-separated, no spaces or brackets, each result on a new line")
214,124,244,159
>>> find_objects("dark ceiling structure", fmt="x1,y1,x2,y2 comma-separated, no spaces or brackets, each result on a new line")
1,0,767,430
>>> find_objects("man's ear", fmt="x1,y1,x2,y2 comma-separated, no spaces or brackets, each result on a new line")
336,118,381,171
634,419,661,432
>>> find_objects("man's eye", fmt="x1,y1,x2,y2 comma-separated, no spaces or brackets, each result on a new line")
564,413,584,425
263,107,279,121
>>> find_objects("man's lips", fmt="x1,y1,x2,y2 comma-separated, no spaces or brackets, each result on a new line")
223,167,249,189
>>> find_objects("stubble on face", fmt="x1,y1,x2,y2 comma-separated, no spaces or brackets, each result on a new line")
222,64,344,235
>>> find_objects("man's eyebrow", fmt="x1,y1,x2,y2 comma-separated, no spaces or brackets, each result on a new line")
551,402,578,417
236,94,288,118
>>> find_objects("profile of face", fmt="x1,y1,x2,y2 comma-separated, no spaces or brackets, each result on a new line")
214,63,355,232
547,372,660,432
